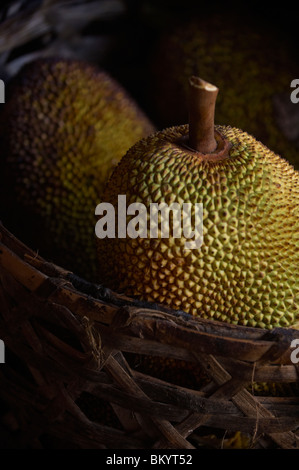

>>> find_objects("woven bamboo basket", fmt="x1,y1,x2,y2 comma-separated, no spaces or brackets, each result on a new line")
1,222,299,449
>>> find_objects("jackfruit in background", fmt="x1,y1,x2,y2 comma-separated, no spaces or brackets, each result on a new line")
0,58,155,281
148,13,299,170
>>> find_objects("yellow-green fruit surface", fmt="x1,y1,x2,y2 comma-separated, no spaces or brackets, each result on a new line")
1,58,155,281
97,125,299,329
149,15,299,170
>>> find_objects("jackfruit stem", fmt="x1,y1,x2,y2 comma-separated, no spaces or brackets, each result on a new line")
188,76,218,154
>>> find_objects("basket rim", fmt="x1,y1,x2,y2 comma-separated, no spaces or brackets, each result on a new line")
1,220,299,367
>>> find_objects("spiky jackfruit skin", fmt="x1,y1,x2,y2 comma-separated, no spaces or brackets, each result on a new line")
0,58,155,281
149,15,299,170
97,125,299,329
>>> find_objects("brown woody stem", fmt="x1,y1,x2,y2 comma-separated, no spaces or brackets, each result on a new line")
188,76,218,154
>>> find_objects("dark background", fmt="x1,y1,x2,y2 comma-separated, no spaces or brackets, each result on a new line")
1,0,298,126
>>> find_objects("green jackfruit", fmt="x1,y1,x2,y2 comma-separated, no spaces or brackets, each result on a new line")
96,122,299,329
149,14,299,170
0,58,155,281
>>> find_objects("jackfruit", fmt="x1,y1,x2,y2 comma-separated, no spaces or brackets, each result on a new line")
0,58,155,281
96,77,299,330
149,14,299,170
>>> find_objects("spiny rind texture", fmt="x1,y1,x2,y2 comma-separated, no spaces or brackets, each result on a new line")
97,125,299,329
1,58,155,281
